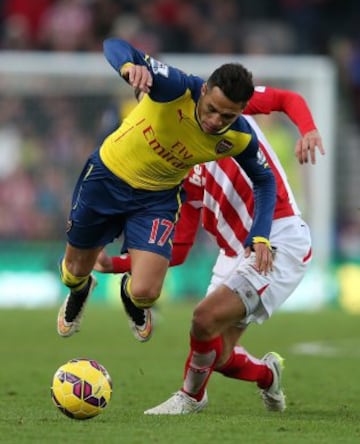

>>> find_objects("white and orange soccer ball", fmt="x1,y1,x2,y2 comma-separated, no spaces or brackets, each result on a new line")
51,358,112,420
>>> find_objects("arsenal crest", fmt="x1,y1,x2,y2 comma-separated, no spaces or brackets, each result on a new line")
215,139,233,154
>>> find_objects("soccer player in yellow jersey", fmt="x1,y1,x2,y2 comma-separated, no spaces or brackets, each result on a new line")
57,38,276,342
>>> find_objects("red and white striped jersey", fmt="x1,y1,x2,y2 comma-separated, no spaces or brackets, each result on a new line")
201,116,300,256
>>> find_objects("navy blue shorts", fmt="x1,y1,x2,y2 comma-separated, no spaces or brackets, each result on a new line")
66,149,185,260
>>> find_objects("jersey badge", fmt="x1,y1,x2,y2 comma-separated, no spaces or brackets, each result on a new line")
215,139,233,154
149,57,169,77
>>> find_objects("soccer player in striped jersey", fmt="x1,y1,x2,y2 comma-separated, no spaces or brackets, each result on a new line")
56,38,277,341
94,87,324,414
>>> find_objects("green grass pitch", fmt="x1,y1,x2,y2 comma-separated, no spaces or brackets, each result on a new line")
0,302,359,444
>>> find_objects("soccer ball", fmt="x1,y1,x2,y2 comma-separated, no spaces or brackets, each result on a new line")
51,358,112,420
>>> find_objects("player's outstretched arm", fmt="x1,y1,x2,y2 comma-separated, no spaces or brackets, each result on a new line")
244,87,325,164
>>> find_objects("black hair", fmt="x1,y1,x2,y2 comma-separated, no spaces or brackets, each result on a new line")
207,63,254,103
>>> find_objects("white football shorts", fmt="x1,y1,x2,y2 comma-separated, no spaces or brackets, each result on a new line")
206,215,312,326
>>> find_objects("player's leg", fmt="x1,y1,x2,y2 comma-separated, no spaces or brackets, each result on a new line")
120,249,169,342
216,326,285,412
215,326,272,385
144,286,248,414
144,249,278,414
180,285,249,400
213,216,312,411
178,252,246,393
57,244,103,337
57,150,126,337
144,252,246,414
128,249,169,302
119,184,184,342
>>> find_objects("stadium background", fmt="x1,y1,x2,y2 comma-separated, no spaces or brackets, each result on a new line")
0,0,359,313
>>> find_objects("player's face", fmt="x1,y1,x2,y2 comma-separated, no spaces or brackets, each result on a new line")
196,84,246,134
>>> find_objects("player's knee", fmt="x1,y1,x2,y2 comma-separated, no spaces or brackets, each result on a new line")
129,280,161,306
60,259,89,291
191,305,218,339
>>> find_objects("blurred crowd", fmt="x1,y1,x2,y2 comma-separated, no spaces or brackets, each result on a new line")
0,0,360,259
0,0,359,56
0,94,110,240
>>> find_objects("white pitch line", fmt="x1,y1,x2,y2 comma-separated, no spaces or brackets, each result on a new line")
290,339,360,358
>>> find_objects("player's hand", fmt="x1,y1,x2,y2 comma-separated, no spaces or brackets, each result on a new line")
245,244,273,275
295,129,325,165
94,249,114,273
122,65,153,94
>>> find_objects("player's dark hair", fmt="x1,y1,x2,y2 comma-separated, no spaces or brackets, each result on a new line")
207,63,254,103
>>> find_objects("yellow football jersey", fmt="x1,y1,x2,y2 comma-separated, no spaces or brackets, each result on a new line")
100,91,253,190
100,38,267,191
